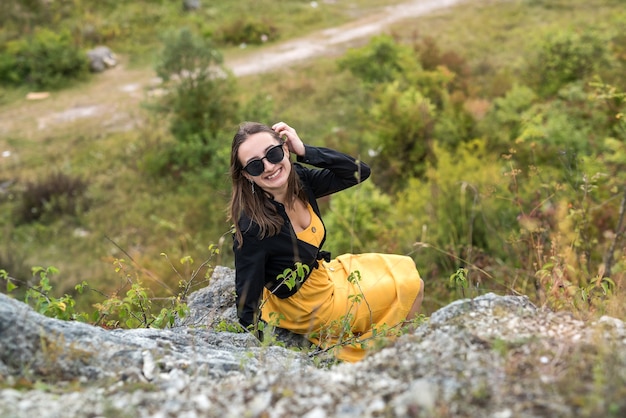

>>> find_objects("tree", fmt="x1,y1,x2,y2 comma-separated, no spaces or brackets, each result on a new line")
151,28,238,175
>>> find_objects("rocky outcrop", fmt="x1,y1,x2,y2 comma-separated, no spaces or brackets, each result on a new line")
1,266,625,417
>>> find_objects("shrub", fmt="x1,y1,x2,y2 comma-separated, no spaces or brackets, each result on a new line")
514,82,614,171
341,35,475,188
365,82,436,191
323,180,398,255
15,172,90,224
0,28,89,89
338,35,415,85
411,35,470,94
217,17,279,46
526,29,611,97
433,91,477,150
395,139,519,277
479,84,538,150
0,0,94,30
149,28,238,175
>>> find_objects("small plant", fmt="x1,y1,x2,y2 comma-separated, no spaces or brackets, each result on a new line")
94,276,158,329
93,250,215,329
92,242,219,329
1,268,12,292
450,267,469,298
258,311,287,347
214,319,244,333
579,273,616,311
5,266,90,322
535,254,618,315
255,262,310,318
2,243,222,330
161,244,219,302
275,263,310,291
246,263,310,340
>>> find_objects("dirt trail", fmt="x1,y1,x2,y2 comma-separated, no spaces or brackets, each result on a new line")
0,0,466,142
229,0,463,76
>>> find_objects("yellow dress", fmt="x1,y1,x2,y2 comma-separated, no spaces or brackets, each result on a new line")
261,204,422,362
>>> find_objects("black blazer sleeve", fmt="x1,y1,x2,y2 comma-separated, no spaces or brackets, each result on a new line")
296,145,370,198
233,224,267,329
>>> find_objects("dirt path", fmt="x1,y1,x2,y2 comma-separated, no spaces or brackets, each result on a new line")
0,0,466,142
229,0,464,76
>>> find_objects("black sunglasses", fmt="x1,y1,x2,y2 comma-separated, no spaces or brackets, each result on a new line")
243,144,285,176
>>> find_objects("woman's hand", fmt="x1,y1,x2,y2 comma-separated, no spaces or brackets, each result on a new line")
272,121,306,157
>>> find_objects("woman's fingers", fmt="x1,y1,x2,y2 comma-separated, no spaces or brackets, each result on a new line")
272,121,305,157
272,121,292,137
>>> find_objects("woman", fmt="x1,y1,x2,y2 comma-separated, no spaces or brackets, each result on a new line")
228,121,424,362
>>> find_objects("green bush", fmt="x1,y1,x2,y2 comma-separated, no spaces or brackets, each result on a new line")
141,135,229,182
526,29,611,97
411,35,470,94
365,82,436,191
341,34,476,188
150,28,238,175
338,35,411,85
323,180,397,255
480,84,538,149
0,28,89,89
514,82,613,171
433,92,477,150
395,139,520,274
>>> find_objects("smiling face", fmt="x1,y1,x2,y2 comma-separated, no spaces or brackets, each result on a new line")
238,132,290,194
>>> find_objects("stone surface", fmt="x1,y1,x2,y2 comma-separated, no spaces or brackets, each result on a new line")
1,266,626,417
86,46,117,73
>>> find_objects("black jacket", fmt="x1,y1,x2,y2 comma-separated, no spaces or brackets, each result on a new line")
233,145,371,328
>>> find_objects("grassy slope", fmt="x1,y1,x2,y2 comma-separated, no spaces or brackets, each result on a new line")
1,0,624,313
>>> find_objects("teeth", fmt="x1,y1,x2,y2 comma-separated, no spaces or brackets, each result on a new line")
267,169,280,179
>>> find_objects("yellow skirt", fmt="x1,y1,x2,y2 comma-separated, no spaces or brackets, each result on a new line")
261,253,422,362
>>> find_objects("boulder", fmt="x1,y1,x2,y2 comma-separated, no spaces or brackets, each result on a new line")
1,267,625,417
86,46,117,73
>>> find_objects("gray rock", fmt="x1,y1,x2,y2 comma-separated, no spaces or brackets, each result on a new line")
86,46,117,73
1,267,626,418
176,265,316,348
182,0,201,10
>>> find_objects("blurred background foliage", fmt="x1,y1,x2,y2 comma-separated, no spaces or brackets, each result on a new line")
1,0,625,320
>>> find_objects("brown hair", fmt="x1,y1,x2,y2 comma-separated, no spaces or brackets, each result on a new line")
228,122,307,247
